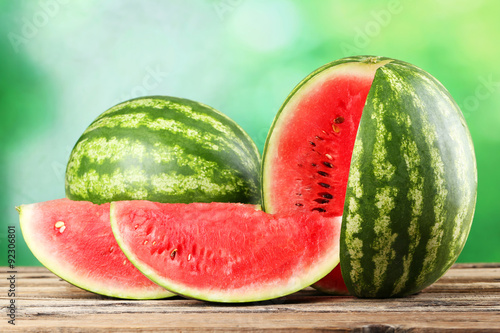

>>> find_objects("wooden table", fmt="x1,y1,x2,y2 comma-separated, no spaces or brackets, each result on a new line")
2,263,500,332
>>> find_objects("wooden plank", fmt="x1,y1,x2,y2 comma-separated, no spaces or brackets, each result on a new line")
1,264,500,332
51,311,500,332
6,312,500,332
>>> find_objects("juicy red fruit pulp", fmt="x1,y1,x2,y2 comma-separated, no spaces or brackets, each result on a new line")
111,201,342,302
268,73,372,218
19,199,171,299
264,68,377,295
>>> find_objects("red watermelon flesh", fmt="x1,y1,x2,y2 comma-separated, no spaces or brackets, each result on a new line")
263,65,375,218
110,200,341,303
262,61,383,294
18,198,173,299
313,265,349,295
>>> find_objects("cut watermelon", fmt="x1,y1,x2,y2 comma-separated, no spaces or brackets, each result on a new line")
262,58,384,218
18,199,173,299
110,200,341,303
262,56,477,297
262,57,384,295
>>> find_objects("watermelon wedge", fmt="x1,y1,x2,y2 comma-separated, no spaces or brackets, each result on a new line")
110,200,341,303
18,199,173,299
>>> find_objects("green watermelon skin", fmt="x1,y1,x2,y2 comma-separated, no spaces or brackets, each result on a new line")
261,56,477,298
342,59,477,297
65,96,261,205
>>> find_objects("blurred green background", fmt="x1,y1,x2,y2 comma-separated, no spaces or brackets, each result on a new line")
1,0,499,266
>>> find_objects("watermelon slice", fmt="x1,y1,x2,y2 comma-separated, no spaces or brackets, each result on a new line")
18,199,173,299
110,200,341,303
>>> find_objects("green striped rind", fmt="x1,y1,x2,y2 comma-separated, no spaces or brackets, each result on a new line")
262,56,392,212
341,60,477,297
65,96,261,205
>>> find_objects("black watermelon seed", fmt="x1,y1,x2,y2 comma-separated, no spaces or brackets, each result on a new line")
314,198,330,204
315,136,324,140
318,182,331,188
317,171,330,177
319,192,333,199
334,116,345,124
309,141,316,146
295,203,303,207
312,207,326,213
323,161,334,168
311,163,317,167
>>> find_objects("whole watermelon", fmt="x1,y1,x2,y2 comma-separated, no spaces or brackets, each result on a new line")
65,96,261,205
261,56,477,298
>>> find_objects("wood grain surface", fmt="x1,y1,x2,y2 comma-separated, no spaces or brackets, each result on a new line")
1,263,500,332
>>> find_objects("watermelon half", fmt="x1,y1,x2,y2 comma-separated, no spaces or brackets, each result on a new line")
110,200,341,303
18,199,173,299
262,56,477,298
